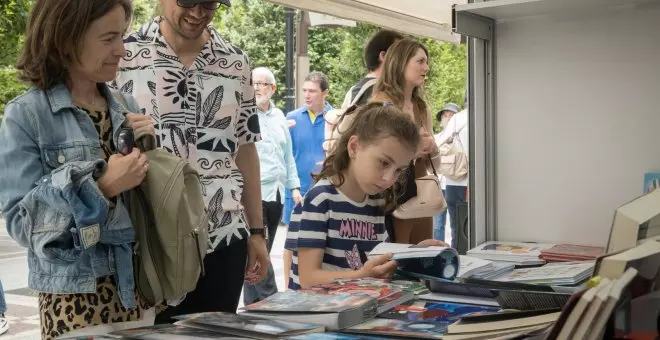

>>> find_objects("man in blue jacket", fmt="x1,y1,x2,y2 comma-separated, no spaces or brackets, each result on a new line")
283,72,332,224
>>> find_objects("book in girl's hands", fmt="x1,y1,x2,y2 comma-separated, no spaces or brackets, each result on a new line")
367,242,457,260
170,312,324,339
369,242,461,281
240,290,377,330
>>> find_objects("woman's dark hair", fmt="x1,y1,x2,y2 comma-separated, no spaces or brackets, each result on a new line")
316,102,420,211
16,0,133,89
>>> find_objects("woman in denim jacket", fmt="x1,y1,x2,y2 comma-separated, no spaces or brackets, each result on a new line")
0,0,156,338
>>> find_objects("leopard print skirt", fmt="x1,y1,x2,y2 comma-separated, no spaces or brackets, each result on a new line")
39,276,150,340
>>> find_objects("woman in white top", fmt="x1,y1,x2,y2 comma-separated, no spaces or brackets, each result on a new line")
434,108,469,248
433,104,460,242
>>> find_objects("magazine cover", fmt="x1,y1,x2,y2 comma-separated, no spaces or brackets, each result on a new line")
346,318,446,339
468,241,555,256
380,300,500,323
643,172,660,193
242,290,374,313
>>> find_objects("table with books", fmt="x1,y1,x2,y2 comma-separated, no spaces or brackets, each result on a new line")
63,239,660,340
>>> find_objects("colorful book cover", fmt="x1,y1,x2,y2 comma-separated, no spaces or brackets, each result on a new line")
540,244,604,260
331,278,429,295
242,290,374,313
379,300,500,323
346,318,446,339
643,172,660,193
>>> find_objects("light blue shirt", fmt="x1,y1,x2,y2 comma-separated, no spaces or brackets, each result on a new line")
256,101,301,202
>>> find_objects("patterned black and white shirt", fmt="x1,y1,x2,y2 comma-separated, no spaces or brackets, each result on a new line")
114,18,261,251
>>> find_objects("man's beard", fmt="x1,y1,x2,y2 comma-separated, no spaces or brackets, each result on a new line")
256,95,271,107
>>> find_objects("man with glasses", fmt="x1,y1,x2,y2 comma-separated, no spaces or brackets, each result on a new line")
114,0,270,321
243,67,302,305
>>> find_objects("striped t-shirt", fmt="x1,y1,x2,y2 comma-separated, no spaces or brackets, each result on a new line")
285,178,389,290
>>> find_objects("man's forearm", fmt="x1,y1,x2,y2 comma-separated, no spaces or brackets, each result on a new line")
236,143,263,230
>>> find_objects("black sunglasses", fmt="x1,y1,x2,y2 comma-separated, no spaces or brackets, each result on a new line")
177,1,223,10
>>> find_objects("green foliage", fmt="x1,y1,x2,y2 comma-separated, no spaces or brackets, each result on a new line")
0,0,31,67
132,0,158,31
0,0,466,126
0,67,29,123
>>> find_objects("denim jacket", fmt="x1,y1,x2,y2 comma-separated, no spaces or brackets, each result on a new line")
0,83,140,308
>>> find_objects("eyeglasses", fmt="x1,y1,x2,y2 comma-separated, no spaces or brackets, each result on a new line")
176,1,224,10
253,82,273,88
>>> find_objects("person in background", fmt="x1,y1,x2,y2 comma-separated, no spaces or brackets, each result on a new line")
0,1,157,338
435,106,469,248
284,103,447,289
114,0,270,321
0,280,7,336
244,67,302,304
282,72,332,225
345,30,404,106
370,38,441,244
433,103,460,242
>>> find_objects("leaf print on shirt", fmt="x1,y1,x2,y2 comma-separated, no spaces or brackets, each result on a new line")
120,80,134,94
201,86,224,126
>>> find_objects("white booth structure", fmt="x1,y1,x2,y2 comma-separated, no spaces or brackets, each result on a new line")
266,0,660,249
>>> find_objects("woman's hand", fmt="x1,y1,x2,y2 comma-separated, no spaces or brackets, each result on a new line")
97,148,148,198
416,127,438,158
124,113,154,137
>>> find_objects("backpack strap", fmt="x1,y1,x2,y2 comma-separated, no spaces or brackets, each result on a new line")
350,78,377,107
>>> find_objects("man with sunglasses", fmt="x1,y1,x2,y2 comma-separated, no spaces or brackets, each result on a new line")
114,0,270,322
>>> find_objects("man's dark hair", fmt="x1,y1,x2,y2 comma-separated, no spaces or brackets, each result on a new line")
363,30,405,72
305,71,329,92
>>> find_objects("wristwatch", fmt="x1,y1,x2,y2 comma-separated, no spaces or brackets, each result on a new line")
249,228,268,240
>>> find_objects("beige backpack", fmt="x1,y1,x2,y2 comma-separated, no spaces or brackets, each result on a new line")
127,131,208,307
438,122,469,181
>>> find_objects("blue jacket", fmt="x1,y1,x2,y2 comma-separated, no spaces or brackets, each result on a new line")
285,102,332,195
0,83,139,308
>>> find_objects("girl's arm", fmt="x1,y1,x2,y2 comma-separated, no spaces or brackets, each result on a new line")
297,248,397,289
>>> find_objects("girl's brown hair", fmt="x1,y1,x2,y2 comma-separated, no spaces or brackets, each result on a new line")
16,0,133,89
316,103,421,210
372,38,430,127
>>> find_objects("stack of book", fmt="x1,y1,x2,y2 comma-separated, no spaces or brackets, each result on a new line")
469,262,516,280
467,241,555,266
456,255,493,279
491,261,595,286
540,244,605,262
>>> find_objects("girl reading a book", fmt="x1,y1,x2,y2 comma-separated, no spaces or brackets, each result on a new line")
284,103,447,289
